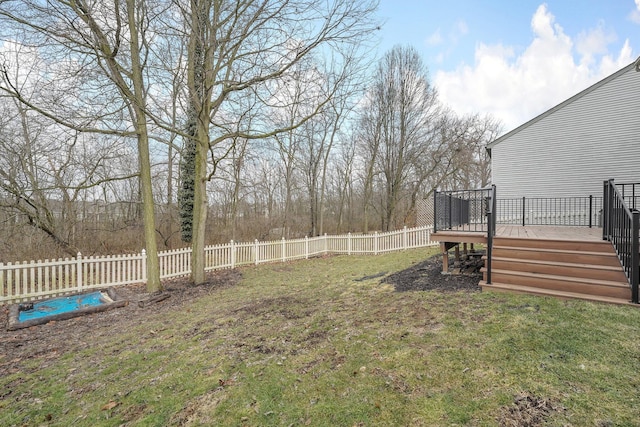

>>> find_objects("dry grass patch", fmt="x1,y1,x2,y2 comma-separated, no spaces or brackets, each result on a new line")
1,248,640,426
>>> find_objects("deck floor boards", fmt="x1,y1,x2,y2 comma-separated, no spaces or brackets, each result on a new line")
495,225,602,241
433,225,602,243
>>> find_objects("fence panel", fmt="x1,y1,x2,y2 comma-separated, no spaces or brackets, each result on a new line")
233,242,255,266
1,225,438,305
205,243,232,271
159,247,191,279
307,236,327,257
284,238,308,261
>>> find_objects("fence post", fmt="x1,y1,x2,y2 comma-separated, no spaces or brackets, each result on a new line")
305,236,309,259
254,239,259,265
76,252,83,292
282,237,286,263
374,231,379,255
632,210,639,304
403,226,408,250
324,233,328,255
0,262,4,300
141,249,147,283
230,240,235,268
348,232,352,256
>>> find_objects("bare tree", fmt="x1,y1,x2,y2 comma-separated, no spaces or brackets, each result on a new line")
180,0,379,283
0,0,165,291
358,46,441,231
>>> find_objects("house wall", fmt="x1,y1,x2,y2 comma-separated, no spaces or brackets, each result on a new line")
491,66,640,199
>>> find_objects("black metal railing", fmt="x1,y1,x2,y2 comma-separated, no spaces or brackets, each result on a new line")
616,182,640,211
496,196,601,227
435,192,601,230
433,188,494,233
603,179,639,303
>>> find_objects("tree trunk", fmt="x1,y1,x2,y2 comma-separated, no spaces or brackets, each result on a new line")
127,0,162,292
190,124,209,285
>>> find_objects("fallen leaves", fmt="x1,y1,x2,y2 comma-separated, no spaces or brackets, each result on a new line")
101,400,119,411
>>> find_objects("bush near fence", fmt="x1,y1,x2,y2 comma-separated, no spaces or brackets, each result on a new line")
0,226,437,305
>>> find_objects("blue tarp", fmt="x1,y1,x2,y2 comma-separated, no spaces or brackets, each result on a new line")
18,291,107,322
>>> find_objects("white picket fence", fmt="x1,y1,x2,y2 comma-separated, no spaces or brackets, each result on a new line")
0,225,437,304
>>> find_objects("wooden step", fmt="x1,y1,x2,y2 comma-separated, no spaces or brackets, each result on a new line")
491,246,622,267
489,257,627,282
482,268,631,299
479,281,635,306
493,237,613,253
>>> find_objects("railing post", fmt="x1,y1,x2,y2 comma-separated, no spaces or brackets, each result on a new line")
433,191,438,233
603,181,608,240
589,195,593,228
448,193,452,230
486,188,494,284
521,196,526,227
632,210,639,304
492,185,497,236
603,179,614,240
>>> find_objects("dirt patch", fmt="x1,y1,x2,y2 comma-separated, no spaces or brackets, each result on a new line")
497,392,564,426
0,269,242,378
383,254,483,292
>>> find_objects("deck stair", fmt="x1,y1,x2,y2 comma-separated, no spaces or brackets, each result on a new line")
479,236,633,305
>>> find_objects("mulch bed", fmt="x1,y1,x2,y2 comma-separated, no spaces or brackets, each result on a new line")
383,254,483,292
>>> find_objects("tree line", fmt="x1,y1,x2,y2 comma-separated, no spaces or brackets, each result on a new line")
0,0,499,289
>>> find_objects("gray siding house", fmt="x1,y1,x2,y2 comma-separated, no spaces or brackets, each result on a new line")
487,58,640,199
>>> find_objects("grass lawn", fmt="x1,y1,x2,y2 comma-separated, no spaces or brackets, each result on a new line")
2,248,640,426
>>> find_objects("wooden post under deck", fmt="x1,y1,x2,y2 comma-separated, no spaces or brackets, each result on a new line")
434,231,489,274
440,242,449,273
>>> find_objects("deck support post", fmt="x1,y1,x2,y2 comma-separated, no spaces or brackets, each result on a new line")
440,242,449,273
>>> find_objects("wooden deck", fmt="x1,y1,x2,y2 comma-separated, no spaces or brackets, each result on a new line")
495,225,602,241
432,225,635,305
431,225,603,272
433,225,603,243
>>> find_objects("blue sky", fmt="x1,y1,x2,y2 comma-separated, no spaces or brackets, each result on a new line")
376,0,640,132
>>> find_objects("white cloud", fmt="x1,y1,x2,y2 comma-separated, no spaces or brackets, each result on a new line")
426,20,469,66
434,4,635,133
630,0,640,24
576,21,617,59
454,20,469,38
426,29,443,46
